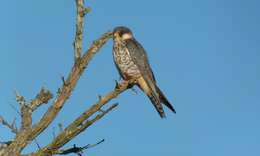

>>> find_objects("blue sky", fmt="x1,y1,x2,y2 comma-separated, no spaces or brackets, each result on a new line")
0,0,259,155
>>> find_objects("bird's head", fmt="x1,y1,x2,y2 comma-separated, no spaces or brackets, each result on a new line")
113,26,133,42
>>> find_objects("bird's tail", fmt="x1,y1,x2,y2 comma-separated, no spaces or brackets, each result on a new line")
137,77,166,118
155,86,176,114
147,91,166,118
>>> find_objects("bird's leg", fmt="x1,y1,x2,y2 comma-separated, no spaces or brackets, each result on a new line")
114,80,121,89
114,76,124,89
114,77,137,90
126,78,138,89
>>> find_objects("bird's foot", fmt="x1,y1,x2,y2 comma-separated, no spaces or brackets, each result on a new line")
114,79,128,89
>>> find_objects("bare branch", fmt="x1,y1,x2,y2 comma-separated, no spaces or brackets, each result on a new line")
74,0,91,61
33,139,41,150
81,31,113,64
28,31,112,141
29,88,53,112
9,103,21,115
2,31,112,156
2,0,114,155
15,92,32,131
82,139,104,150
0,116,18,134
55,139,104,155
25,80,133,156
15,91,27,106
28,103,119,156
0,141,12,156
13,88,52,133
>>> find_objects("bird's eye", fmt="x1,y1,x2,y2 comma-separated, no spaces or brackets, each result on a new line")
119,32,125,37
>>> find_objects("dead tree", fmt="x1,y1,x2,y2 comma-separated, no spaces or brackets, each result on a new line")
0,0,133,155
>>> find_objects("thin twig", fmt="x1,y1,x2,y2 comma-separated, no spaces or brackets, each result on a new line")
0,116,18,134
74,0,88,61
29,88,53,112
34,139,41,150
15,92,32,130
55,139,104,155
9,103,21,115
28,102,119,156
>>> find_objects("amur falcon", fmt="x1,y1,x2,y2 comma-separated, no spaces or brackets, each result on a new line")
112,26,176,118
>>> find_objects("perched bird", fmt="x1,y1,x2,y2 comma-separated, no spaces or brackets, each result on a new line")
112,26,176,118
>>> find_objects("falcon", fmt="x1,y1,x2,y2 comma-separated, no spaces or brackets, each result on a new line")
112,26,176,118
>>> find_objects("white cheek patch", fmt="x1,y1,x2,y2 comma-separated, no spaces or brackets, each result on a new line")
122,33,133,40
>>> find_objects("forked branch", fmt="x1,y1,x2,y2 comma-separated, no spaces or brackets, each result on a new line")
25,80,133,156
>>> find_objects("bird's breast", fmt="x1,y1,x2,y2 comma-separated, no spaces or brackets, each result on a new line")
113,43,141,79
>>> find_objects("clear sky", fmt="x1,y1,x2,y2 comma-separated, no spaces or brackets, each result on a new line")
0,0,259,156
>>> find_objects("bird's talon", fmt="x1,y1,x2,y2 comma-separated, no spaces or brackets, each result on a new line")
114,80,120,89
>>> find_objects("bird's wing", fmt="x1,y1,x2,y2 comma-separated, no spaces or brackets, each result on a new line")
125,39,166,117
125,39,156,82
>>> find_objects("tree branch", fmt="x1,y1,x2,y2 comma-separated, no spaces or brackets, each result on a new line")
29,31,112,142
29,88,53,112
25,80,133,156
0,142,12,156
26,104,117,156
55,139,104,155
74,0,91,61
0,116,18,134
14,88,53,133
2,32,112,156
15,92,32,131
1,1,114,155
